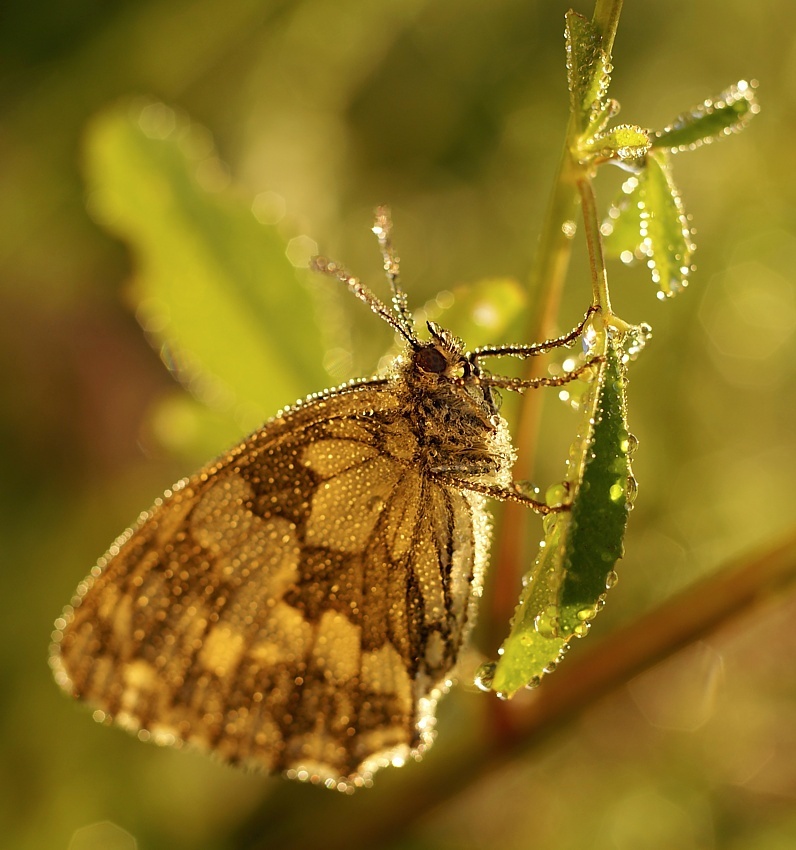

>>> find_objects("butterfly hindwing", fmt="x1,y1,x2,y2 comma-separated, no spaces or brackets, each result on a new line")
52,379,489,787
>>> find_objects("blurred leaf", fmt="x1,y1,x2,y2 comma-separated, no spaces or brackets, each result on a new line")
147,391,250,465
602,151,693,296
565,11,611,132
84,99,328,444
653,80,759,151
491,332,633,696
433,276,527,351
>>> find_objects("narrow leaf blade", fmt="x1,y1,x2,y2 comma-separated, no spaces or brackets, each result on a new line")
640,151,694,296
558,337,632,634
653,80,759,152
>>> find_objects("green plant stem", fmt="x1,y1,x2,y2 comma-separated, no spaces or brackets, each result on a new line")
233,527,796,850
490,0,628,640
577,0,625,319
577,175,612,313
488,130,580,645
525,119,581,344
492,0,627,676
592,0,624,55
577,172,634,332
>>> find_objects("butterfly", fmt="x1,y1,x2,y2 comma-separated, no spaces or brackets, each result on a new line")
50,207,597,792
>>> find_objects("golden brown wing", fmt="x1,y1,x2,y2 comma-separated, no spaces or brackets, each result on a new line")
51,379,490,790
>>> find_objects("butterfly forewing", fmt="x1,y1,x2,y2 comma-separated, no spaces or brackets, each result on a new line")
52,377,491,789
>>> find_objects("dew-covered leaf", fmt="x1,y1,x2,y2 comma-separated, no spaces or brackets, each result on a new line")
601,152,693,296
601,174,644,259
639,151,694,296
491,331,634,697
557,340,632,634
84,99,328,450
580,123,651,164
652,80,759,152
565,11,611,132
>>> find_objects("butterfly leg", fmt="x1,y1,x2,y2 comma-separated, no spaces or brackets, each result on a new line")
478,356,604,392
471,305,599,363
429,475,570,515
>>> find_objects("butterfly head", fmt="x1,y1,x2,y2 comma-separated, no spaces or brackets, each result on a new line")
311,209,488,394
412,322,478,381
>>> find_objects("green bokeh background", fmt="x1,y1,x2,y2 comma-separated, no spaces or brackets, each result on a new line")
3,2,796,848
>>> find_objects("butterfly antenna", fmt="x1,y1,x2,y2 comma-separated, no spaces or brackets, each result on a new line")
310,256,417,347
372,206,416,341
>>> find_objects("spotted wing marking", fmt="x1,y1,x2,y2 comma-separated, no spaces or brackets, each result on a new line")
51,382,489,789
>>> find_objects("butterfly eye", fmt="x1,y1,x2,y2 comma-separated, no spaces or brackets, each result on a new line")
415,346,447,374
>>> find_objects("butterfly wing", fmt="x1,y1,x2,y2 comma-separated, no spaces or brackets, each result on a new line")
52,379,490,788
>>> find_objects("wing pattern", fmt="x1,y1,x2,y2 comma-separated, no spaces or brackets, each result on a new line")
52,380,491,788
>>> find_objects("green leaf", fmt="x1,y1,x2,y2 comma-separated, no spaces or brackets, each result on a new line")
602,174,644,259
579,123,651,164
640,151,694,296
565,11,611,131
433,276,527,351
490,331,634,697
84,99,329,451
601,151,693,296
557,341,632,634
652,80,759,151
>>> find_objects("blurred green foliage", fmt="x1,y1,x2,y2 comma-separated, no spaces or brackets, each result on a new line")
3,2,796,850
85,99,331,456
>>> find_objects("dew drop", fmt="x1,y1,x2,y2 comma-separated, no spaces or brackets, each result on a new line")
473,661,497,692
562,220,577,239
542,512,559,535
534,605,560,638
545,482,569,509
